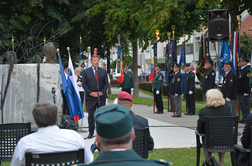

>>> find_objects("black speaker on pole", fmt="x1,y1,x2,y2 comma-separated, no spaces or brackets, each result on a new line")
208,9,229,41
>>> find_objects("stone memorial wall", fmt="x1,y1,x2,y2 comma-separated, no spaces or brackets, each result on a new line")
0,64,62,126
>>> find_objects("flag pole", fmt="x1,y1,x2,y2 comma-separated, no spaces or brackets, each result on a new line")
153,30,159,113
237,15,241,121
171,25,176,115
167,32,171,111
183,34,188,114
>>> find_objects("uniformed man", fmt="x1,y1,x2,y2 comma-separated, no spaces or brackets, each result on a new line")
170,64,182,117
184,64,195,115
76,105,170,166
236,56,251,123
221,60,237,116
152,64,164,114
117,65,134,95
202,59,215,101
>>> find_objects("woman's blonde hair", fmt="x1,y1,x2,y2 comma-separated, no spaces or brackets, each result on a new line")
205,89,225,107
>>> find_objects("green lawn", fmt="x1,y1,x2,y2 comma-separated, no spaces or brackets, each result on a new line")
108,94,205,115
1,147,232,166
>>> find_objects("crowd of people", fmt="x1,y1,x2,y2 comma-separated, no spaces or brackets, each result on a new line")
9,54,252,166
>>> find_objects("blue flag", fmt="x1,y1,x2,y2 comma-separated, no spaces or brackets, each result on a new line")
165,44,169,83
58,54,84,122
179,43,185,92
78,44,85,75
220,41,235,77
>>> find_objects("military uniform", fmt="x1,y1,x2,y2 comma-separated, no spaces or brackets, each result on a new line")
236,65,251,121
152,70,164,113
117,70,134,95
170,71,182,117
76,104,169,166
184,70,195,115
221,70,236,116
202,67,215,97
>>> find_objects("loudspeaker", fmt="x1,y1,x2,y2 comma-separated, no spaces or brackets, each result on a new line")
208,9,229,41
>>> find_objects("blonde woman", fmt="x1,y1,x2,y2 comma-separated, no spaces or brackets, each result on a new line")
197,89,232,166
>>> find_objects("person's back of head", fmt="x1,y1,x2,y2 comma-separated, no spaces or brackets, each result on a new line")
94,105,135,151
117,91,133,110
205,89,225,107
63,62,68,69
33,101,58,128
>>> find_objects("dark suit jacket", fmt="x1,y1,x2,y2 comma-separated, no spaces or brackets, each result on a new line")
202,67,215,94
237,114,252,166
82,66,108,100
197,105,232,134
236,65,250,95
170,72,182,95
221,70,236,100
184,70,195,95
130,110,154,150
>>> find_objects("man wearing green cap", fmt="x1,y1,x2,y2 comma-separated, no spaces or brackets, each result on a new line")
76,105,169,166
117,65,134,95
152,64,164,114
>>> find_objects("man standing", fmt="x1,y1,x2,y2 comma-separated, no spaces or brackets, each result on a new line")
152,64,164,114
236,57,251,123
76,105,169,166
221,60,237,116
118,65,134,95
117,91,154,150
184,64,195,115
82,55,108,138
11,101,93,166
202,59,215,101
171,64,182,117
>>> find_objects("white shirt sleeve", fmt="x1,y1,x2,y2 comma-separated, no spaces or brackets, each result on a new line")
76,133,94,163
11,139,25,166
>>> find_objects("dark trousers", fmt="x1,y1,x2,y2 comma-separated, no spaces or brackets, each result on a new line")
122,88,131,95
86,98,106,135
185,94,195,114
79,91,84,104
238,94,251,120
169,91,174,110
62,89,69,115
153,89,163,113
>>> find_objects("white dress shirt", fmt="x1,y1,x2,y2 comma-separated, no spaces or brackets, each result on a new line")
11,125,93,166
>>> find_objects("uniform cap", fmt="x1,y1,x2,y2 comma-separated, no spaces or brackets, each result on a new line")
240,56,249,62
118,91,133,102
94,105,133,139
185,63,190,67
205,59,213,65
155,64,161,69
222,60,233,67
174,63,180,68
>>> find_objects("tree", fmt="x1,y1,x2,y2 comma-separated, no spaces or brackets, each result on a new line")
240,32,252,58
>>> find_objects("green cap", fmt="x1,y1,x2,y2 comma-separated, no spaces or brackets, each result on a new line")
155,64,161,68
94,105,133,139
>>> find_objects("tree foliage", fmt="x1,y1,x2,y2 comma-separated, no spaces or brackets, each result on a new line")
240,32,252,59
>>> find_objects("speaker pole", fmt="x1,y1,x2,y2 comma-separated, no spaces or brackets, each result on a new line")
202,26,206,73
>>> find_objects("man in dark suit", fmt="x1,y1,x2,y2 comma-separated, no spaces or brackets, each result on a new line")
221,60,236,116
184,64,195,115
82,55,108,138
202,59,215,101
170,64,182,117
236,113,252,166
117,91,154,150
236,56,251,123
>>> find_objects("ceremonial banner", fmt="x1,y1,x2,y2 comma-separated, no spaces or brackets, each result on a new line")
167,40,175,73
179,43,185,92
220,41,235,77
196,35,204,83
204,38,211,60
116,45,124,84
78,43,85,74
150,43,157,82
233,32,241,74
150,57,155,82
165,43,170,83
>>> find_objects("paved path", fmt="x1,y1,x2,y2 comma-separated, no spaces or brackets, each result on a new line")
78,89,245,149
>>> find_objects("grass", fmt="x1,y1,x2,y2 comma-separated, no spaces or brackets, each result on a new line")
1,147,232,166
108,94,205,115
92,147,232,166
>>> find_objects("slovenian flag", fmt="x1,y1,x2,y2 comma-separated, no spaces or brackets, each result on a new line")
58,52,84,122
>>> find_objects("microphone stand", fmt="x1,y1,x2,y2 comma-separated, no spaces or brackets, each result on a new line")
96,66,100,106
0,74,4,124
